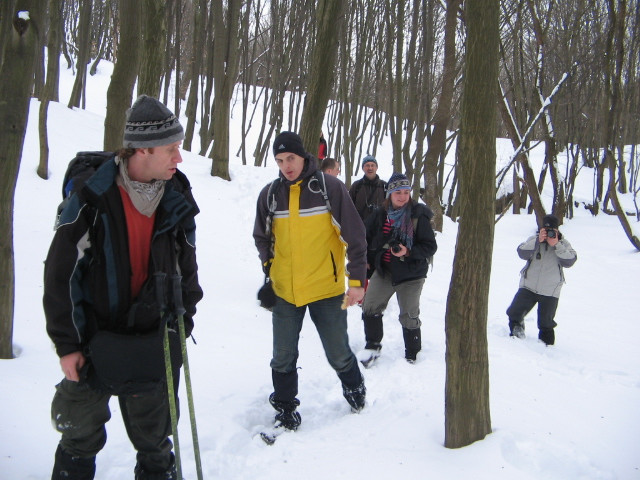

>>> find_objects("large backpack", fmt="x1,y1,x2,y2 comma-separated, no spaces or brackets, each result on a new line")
55,151,114,228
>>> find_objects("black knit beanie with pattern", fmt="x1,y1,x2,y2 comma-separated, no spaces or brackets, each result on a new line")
123,95,184,149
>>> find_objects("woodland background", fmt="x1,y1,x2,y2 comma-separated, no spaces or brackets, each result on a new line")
0,0,638,450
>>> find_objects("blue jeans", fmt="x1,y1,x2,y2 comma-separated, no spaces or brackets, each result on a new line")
271,294,360,387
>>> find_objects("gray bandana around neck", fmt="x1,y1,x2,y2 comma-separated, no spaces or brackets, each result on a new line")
116,157,165,217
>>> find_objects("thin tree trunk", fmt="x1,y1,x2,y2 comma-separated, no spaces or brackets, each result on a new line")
183,0,206,152
603,0,640,250
67,0,92,109
424,0,460,232
37,0,63,180
209,0,243,180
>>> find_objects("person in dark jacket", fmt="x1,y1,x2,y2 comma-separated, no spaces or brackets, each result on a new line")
320,156,341,177
507,214,577,345
358,173,437,366
44,95,203,480
349,155,387,223
254,131,368,433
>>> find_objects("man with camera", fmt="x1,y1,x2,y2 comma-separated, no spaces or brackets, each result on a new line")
507,214,577,345
359,173,437,365
349,155,387,223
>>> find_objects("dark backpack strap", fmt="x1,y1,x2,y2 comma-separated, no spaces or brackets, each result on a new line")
312,170,331,212
265,177,281,238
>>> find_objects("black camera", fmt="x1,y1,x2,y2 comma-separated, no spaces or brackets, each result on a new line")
388,239,402,253
545,228,556,238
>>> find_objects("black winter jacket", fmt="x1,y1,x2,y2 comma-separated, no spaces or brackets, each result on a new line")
349,175,387,223
44,158,203,358
365,201,438,285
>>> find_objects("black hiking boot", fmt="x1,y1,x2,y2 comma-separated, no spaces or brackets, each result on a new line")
538,328,555,346
134,453,177,480
269,393,302,431
510,324,525,339
403,327,421,363
342,380,367,412
51,444,96,480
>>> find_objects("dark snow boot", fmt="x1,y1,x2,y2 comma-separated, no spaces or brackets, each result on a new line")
51,444,96,480
538,328,555,346
509,321,525,339
403,327,421,363
134,453,177,480
363,313,384,349
269,393,302,431
338,364,366,412
342,380,366,412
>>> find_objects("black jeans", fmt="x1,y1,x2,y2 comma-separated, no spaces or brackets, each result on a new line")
507,288,559,331
51,378,176,473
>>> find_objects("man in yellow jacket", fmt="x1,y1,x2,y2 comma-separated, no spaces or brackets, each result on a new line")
254,131,367,432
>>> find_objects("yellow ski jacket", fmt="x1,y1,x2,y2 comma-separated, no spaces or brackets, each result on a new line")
254,157,367,307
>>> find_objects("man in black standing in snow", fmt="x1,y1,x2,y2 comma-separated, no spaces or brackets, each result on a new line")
45,95,202,479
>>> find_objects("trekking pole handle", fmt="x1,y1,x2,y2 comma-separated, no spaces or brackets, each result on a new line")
154,272,168,311
170,274,187,316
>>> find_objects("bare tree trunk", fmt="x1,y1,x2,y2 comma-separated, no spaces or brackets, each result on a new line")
137,0,165,98
67,0,92,109
498,85,546,224
603,0,640,250
103,0,140,151
444,0,498,448
183,0,207,152
424,0,460,232
0,0,39,359
298,0,346,152
0,0,18,68
37,0,63,180
209,0,243,180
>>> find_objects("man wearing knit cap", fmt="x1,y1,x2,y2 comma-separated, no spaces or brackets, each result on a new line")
45,95,202,479
254,131,368,433
349,155,387,223
506,214,577,345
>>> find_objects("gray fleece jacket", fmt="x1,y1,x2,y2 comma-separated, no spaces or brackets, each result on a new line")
517,234,577,298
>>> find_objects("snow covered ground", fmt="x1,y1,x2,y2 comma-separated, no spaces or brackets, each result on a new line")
1,61,639,479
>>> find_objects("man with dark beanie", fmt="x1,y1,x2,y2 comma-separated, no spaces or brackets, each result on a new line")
253,131,368,433
349,155,387,223
506,214,577,345
45,95,203,479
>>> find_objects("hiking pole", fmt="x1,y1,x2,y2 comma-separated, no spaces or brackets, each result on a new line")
171,274,203,480
155,272,183,480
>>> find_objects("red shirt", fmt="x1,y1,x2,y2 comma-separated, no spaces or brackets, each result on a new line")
118,186,156,299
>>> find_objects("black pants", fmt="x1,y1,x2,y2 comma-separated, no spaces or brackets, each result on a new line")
507,288,559,331
51,378,176,474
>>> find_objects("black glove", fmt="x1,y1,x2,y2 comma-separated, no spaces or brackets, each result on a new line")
257,278,276,311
